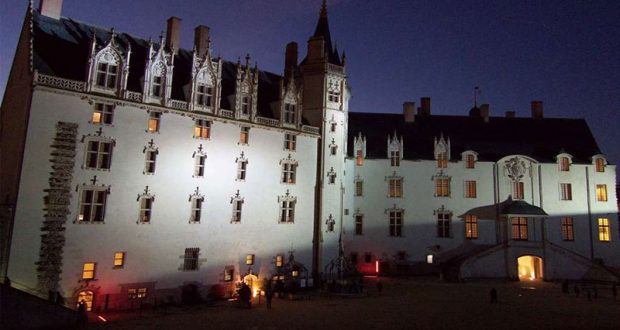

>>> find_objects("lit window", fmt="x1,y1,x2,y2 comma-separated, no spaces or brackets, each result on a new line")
144,149,157,174
388,179,402,198
280,200,295,223
437,152,448,168
190,196,203,223
511,217,528,241
560,183,572,201
246,254,254,265
389,210,403,237
241,95,250,115
355,181,363,197
284,133,296,151
561,217,574,241
196,84,213,107
390,151,400,167
237,160,248,181
435,177,450,197
355,214,363,235
595,158,605,172
128,288,148,299
356,150,363,166
152,75,163,97
92,103,114,124
232,200,243,223
426,255,433,264
596,184,607,201
183,248,199,271
465,215,478,239
559,157,570,171
224,267,234,281
240,127,249,144
82,262,96,280
464,180,477,198
194,119,211,139
78,187,107,223
284,103,296,124
96,62,118,89
276,255,284,268
84,139,113,170
281,162,297,184
113,252,125,268
139,196,153,223
464,154,475,169
598,218,610,241
148,112,161,133
77,291,94,311
512,181,524,200
437,212,451,238
194,154,206,177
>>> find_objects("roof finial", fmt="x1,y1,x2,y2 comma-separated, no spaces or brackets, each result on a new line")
320,0,327,18
474,86,481,107
245,53,251,67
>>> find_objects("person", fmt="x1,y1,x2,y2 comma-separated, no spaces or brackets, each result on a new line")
490,288,498,304
376,279,383,293
265,286,274,309
77,300,87,327
239,283,252,309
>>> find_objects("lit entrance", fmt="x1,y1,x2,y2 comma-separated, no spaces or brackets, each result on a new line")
243,274,259,297
77,290,94,311
517,256,543,281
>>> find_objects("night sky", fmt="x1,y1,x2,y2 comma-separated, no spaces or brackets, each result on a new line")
1,0,619,172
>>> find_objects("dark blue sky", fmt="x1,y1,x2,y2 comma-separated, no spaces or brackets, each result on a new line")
1,0,619,169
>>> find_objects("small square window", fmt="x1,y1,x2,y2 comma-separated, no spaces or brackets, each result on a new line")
82,262,96,280
560,183,572,201
148,112,161,133
92,103,114,125
464,180,476,198
194,120,211,139
113,252,125,268
276,255,284,268
596,184,607,201
284,133,297,151
224,267,234,282
183,248,199,271
240,127,250,144
246,254,255,265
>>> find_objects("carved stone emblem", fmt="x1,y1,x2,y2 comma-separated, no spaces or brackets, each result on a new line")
505,157,527,180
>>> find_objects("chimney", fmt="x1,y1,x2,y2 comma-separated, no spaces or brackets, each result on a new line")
194,25,210,58
531,101,543,119
479,104,490,122
166,17,182,55
39,0,63,19
418,97,431,116
403,102,415,122
505,111,516,118
284,42,298,77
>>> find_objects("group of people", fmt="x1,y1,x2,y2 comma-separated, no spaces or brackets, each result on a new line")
237,282,276,309
562,280,617,301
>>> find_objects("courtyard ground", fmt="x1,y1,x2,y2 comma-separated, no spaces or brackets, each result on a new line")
86,277,620,330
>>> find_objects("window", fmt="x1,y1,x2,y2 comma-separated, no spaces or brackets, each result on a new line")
435,177,450,197
512,181,524,200
465,215,478,239
113,252,125,268
194,154,207,178
465,154,475,169
280,200,295,223
561,217,574,241
389,210,403,237
96,62,117,89
284,133,296,151
78,187,107,223
281,162,297,184
355,180,363,196
152,76,163,97
390,151,400,167
437,212,451,238
194,120,211,139
595,158,605,172
364,253,372,263
148,112,161,133
330,122,337,132
232,200,243,223
328,171,336,184
330,145,337,155
388,179,402,198
92,103,114,124
598,218,610,241
355,215,363,235
276,255,284,268
350,252,358,265
183,248,199,271
190,196,203,223
240,127,249,144
224,267,234,281
464,180,477,198
437,152,448,168
196,84,213,107
356,150,363,166
85,139,113,170
139,196,153,223
596,184,607,201
246,254,255,265
559,157,570,171
128,288,147,299
560,183,572,200
82,262,96,280
328,89,340,103
241,95,250,115
237,159,248,181
511,217,528,241
284,103,296,124
144,149,157,174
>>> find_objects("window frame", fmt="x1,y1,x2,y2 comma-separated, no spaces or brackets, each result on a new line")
96,62,118,89
194,119,211,139
138,195,154,223
560,183,572,201
84,138,113,170
144,148,157,175
279,200,296,223
561,217,574,241
196,84,213,108
148,112,161,133
355,180,363,197
92,103,114,125
355,214,363,235
435,177,450,197
284,133,297,151
193,153,207,178
512,181,524,200
183,248,200,271
464,180,477,198
281,162,297,184
78,186,108,223
596,184,608,201
511,217,528,241
284,103,296,124
598,218,611,242
389,210,403,237
437,212,452,238
388,178,403,198
390,150,400,167
239,126,250,145
465,215,478,239
82,262,96,280
113,252,125,268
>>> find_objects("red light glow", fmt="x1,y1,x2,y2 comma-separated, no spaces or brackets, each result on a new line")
97,315,107,322
375,260,379,273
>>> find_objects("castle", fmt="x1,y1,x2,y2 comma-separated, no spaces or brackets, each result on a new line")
1,0,617,311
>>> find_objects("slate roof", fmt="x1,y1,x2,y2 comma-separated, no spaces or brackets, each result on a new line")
347,112,602,164
32,11,284,120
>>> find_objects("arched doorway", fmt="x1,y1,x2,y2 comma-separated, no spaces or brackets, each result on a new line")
77,291,94,311
243,274,259,297
517,255,543,281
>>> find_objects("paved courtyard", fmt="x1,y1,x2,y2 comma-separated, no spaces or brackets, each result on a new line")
87,277,620,330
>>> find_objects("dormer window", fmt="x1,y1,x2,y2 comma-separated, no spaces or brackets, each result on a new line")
196,84,213,107
559,156,570,171
96,62,118,89
284,103,296,124
241,95,250,115
593,156,606,172
390,151,400,167
437,152,448,168
356,150,363,166
434,135,450,168
464,154,476,169
152,76,163,97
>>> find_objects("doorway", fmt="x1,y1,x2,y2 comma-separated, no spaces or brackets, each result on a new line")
77,290,94,311
517,255,543,281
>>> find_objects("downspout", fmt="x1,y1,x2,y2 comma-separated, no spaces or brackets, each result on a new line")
539,164,547,280
312,131,324,284
585,167,594,260
339,180,345,281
